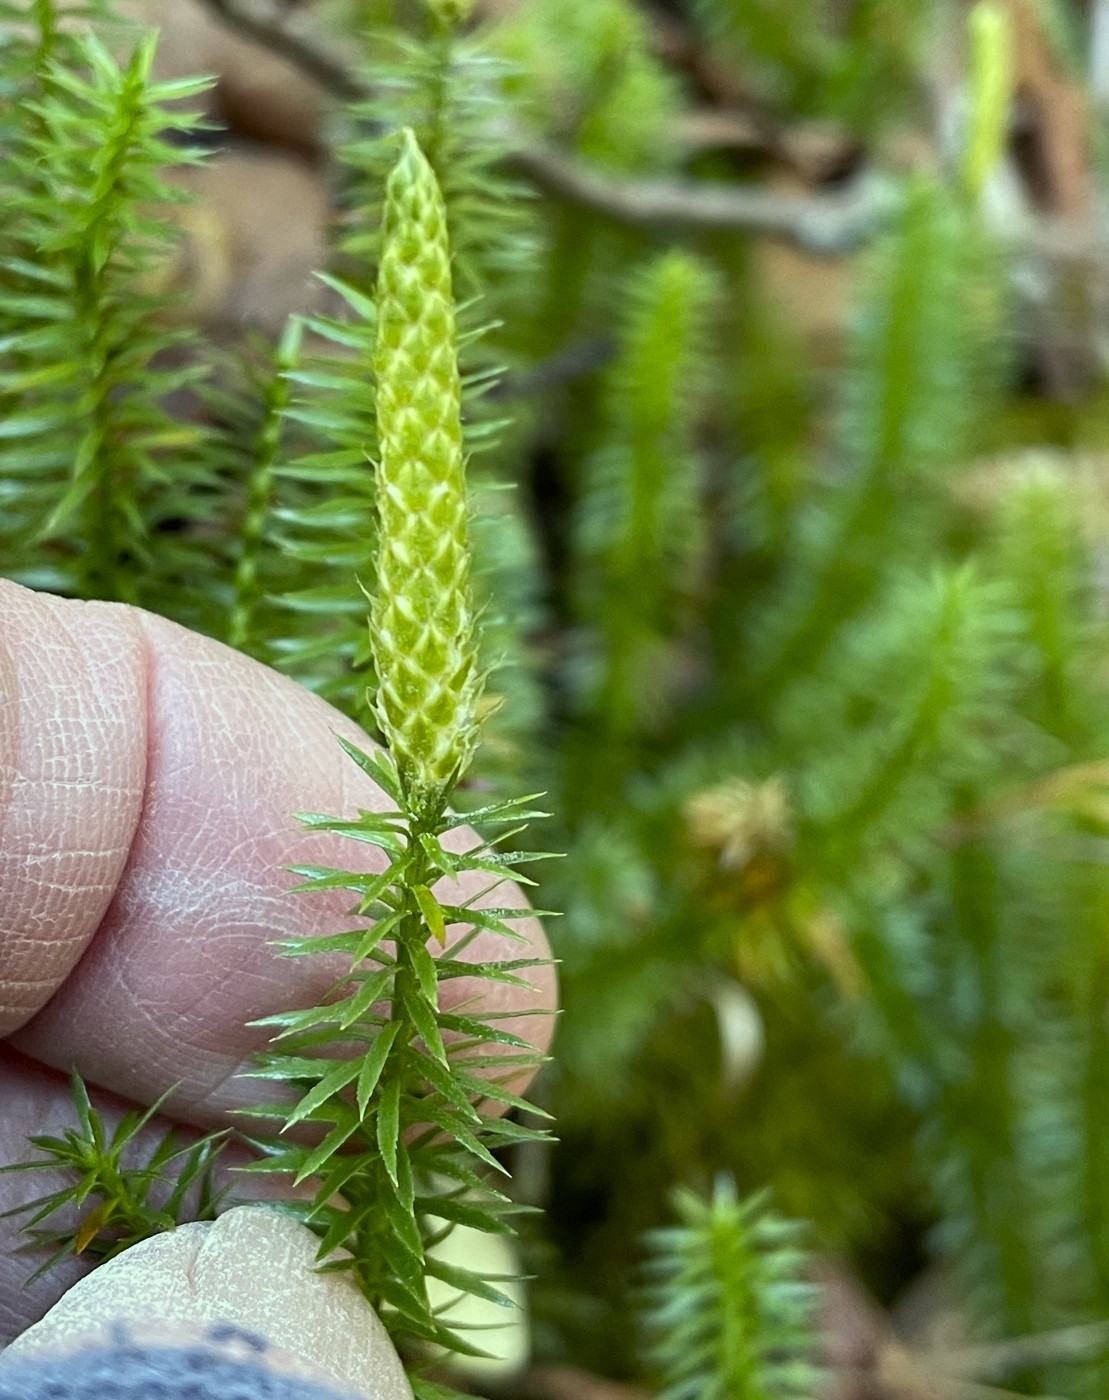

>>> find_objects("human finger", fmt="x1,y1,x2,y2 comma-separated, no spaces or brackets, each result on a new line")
0,582,556,1127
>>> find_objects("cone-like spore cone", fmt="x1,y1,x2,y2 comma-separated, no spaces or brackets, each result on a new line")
371,128,482,816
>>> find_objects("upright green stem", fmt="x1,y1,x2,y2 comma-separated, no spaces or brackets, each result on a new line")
32,0,58,71
70,50,148,602
229,320,301,651
420,16,455,184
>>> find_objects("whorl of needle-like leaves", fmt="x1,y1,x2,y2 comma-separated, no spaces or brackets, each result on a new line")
0,1072,228,1281
371,128,483,816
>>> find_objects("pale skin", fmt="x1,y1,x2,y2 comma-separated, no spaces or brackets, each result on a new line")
0,580,557,1377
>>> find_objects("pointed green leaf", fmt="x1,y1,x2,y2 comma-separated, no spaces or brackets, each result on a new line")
339,966,396,1031
439,1013,531,1049
402,982,448,1065
425,1257,518,1310
357,1021,402,1119
377,1078,402,1185
336,738,403,803
284,1059,364,1130
293,1117,360,1185
415,885,446,946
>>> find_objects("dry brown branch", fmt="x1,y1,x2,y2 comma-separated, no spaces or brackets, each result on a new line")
944,1320,1109,1380
511,144,893,252
191,0,892,254
1006,0,1090,220
192,0,1109,273
673,107,765,152
673,110,859,186
197,0,360,101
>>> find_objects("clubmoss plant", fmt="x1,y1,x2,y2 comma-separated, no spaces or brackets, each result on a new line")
572,249,717,739
226,319,304,653
0,30,220,619
0,1074,228,1282
642,1179,821,1400
344,0,532,304
236,129,554,1382
12,0,1109,1391
268,0,534,746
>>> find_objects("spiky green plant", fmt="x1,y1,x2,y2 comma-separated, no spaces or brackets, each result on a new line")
642,1179,821,1400
264,279,382,711
2,106,553,1396
0,29,223,620
345,0,532,305
233,131,554,1380
746,175,1006,698
225,321,304,653
0,1073,228,1282
11,0,1109,1394
572,250,717,739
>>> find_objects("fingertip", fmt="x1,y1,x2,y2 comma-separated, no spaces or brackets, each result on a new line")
3,1208,412,1400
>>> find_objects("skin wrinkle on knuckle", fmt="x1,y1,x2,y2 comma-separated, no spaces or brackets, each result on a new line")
0,585,148,1038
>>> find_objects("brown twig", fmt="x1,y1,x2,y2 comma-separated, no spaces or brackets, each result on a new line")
191,0,892,255
198,0,361,101
192,0,1109,271
511,143,894,253
942,1319,1109,1381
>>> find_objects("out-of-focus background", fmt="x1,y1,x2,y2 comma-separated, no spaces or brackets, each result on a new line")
13,0,1109,1395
